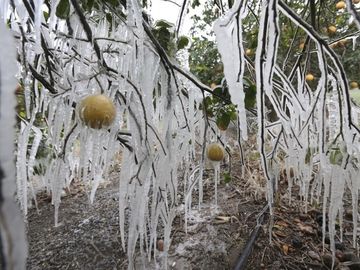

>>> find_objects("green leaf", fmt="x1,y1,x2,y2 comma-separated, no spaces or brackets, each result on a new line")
191,0,200,8
229,110,237,121
244,84,256,109
43,11,49,22
223,172,231,183
56,0,70,19
83,0,95,12
329,148,343,165
216,111,231,130
177,36,189,50
19,111,26,118
106,13,112,24
103,0,120,7
155,20,174,29
202,96,214,117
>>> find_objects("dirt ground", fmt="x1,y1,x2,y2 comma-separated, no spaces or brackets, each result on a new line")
26,133,360,270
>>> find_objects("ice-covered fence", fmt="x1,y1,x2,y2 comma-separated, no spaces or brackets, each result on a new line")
215,0,360,254
0,21,27,270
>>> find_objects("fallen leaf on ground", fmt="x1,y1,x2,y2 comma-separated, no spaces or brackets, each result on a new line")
214,216,231,224
282,244,289,255
275,220,289,227
308,251,320,261
273,230,287,238
297,222,314,234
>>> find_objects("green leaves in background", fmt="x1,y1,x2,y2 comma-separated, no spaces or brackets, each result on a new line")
244,84,256,109
216,110,231,130
191,0,200,8
329,148,343,165
177,36,189,50
223,172,232,184
201,85,238,130
56,0,70,19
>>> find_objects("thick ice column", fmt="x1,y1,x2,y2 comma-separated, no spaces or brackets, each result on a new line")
0,22,27,270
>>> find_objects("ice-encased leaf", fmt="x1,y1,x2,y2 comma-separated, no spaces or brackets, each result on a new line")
56,0,70,19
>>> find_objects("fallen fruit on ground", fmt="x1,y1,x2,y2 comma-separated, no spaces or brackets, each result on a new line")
207,143,225,162
78,94,116,129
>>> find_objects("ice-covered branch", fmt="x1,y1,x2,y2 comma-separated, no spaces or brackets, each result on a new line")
215,0,360,254
0,21,27,270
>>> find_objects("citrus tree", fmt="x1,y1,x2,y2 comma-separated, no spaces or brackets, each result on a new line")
1,0,360,269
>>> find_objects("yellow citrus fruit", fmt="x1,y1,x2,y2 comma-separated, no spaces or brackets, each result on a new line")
207,143,225,162
210,83,217,89
78,94,116,129
350,81,359,89
336,1,346,9
305,73,314,82
328,25,337,34
245,49,253,56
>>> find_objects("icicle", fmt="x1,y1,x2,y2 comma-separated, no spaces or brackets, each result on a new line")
214,1,248,141
0,21,27,270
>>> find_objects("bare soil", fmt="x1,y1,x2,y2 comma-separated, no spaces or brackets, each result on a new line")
26,133,360,270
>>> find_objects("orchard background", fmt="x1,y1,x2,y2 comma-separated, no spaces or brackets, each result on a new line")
1,0,360,269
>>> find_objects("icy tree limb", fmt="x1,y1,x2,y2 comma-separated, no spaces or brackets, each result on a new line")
0,22,27,270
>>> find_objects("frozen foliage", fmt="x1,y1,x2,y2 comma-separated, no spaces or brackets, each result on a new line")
215,0,360,254
0,21,27,270
1,0,219,268
6,0,360,268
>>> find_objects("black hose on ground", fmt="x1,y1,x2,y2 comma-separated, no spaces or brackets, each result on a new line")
234,204,269,270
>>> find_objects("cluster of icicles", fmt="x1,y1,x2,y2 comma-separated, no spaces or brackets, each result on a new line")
215,0,360,258
1,0,360,269
0,0,226,269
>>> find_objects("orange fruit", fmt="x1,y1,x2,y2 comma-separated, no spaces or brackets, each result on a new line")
207,143,225,162
305,73,314,82
328,25,337,34
78,94,116,129
336,1,346,9
245,49,253,56
350,81,359,89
